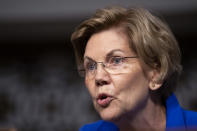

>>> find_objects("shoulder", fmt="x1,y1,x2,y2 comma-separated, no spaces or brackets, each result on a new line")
166,93,197,129
79,120,103,131
79,120,118,131
182,109,197,126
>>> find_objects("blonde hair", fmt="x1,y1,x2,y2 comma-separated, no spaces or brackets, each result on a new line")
71,6,182,101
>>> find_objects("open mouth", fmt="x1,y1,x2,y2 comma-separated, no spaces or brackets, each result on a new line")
97,93,113,107
99,94,108,100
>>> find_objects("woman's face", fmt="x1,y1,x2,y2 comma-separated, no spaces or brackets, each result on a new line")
84,28,152,121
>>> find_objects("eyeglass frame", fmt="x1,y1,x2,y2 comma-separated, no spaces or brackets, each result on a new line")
79,56,138,78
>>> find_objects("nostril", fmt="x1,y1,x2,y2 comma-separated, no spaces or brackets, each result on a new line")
95,80,109,87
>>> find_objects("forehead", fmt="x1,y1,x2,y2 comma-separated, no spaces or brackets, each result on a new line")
84,28,134,60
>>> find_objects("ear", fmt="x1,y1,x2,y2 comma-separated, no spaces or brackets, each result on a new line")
148,69,163,91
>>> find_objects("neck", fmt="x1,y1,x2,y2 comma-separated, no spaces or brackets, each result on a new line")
114,95,166,131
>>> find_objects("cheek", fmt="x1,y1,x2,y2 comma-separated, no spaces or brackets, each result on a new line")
112,65,150,110
113,65,149,91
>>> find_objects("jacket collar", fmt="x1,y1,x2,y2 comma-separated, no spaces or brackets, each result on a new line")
166,93,186,130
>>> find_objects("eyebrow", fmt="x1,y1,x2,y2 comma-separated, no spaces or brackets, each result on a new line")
84,56,95,62
84,49,125,61
106,49,125,57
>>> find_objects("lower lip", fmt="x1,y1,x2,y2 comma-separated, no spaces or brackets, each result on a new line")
97,97,113,107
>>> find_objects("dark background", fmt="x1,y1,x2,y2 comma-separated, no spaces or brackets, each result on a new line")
0,0,197,131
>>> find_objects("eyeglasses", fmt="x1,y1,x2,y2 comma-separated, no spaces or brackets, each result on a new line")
80,56,138,79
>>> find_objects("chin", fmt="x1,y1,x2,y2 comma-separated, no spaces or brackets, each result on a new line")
95,103,123,122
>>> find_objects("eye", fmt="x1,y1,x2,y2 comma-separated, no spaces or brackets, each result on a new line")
109,56,124,65
85,61,96,71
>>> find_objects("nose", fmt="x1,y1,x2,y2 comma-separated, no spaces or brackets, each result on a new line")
95,63,111,87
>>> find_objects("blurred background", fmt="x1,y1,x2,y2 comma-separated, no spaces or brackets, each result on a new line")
0,0,197,131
